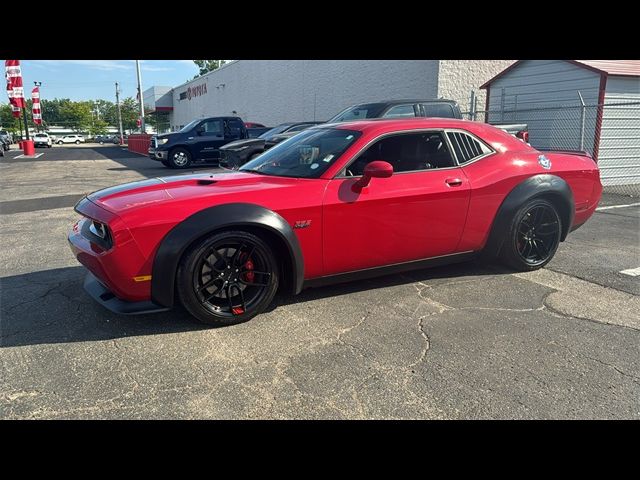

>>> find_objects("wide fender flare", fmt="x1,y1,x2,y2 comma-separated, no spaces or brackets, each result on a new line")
483,174,575,258
151,203,304,308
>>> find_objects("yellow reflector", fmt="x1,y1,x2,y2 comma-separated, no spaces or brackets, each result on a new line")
133,275,152,282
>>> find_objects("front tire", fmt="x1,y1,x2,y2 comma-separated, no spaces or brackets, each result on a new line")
75,140,80,144
177,231,279,326
500,198,562,271
168,147,192,169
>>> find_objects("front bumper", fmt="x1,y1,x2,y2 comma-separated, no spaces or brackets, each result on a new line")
148,147,167,161
83,272,169,315
68,206,154,304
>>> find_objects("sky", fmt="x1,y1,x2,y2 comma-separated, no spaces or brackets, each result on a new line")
2,60,201,103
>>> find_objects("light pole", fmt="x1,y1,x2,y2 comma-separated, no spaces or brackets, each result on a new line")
33,81,42,132
115,82,124,145
135,60,145,133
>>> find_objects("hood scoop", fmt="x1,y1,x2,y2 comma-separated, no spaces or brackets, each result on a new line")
196,179,217,186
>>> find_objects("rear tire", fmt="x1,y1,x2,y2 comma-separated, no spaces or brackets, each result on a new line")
500,198,562,271
168,147,192,169
177,230,279,326
75,140,80,144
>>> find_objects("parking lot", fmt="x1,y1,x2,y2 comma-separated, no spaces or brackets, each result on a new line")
1,145,638,419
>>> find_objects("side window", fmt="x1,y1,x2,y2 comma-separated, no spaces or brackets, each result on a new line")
446,131,492,164
286,124,313,133
345,132,455,176
225,119,244,138
422,103,456,118
382,104,417,118
201,120,222,136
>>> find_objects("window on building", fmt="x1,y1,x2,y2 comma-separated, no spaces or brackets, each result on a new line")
345,132,456,176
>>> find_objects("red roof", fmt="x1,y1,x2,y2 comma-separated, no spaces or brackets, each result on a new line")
573,60,640,76
481,60,640,89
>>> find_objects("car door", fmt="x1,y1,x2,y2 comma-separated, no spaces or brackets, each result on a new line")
322,130,470,275
193,119,224,159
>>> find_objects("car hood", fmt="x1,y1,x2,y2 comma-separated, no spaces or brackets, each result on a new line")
155,132,180,141
220,138,265,150
86,172,308,216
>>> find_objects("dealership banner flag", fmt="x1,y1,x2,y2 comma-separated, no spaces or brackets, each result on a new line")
32,86,42,125
11,104,21,118
5,60,26,109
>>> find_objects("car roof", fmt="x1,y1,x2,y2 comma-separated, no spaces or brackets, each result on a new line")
321,117,532,150
350,99,459,108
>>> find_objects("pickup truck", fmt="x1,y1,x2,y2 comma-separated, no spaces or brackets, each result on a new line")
148,116,248,168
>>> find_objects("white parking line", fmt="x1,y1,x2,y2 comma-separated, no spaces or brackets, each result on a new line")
619,267,640,277
13,153,45,159
596,202,640,211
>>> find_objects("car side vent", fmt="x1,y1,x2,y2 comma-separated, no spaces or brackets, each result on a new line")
447,131,491,164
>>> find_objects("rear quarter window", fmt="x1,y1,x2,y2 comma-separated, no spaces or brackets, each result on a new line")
447,131,493,164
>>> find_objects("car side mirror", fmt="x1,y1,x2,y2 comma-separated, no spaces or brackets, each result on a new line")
352,160,393,191
196,126,205,135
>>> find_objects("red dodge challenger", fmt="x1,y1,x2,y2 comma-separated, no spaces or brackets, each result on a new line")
68,118,602,325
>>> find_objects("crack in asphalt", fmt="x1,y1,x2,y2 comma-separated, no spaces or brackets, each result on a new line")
408,316,431,368
550,341,640,385
542,298,640,333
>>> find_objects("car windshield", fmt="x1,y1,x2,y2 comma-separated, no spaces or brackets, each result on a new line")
327,103,388,123
258,124,294,140
240,128,361,178
179,119,200,133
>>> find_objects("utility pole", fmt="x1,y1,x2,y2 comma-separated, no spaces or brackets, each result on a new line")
115,82,124,145
136,60,145,133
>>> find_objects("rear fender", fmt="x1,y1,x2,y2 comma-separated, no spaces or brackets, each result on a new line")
483,174,574,258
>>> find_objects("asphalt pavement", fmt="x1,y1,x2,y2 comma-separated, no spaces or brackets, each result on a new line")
1,146,638,419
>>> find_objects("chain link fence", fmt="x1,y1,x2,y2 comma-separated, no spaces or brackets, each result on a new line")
462,101,640,197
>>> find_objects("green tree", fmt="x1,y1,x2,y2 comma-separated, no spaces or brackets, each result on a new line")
88,118,109,137
119,97,140,132
0,104,22,133
59,100,92,132
193,60,226,79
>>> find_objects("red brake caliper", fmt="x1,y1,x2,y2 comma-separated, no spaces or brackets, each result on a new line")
244,257,255,284
231,257,254,315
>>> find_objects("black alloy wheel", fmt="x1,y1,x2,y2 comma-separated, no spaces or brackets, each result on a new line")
502,198,562,271
177,231,279,325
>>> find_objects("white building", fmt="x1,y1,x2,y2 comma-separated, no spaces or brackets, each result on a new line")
143,60,514,131
481,60,640,187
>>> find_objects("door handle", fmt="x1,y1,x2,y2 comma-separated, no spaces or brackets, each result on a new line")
445,178,463,187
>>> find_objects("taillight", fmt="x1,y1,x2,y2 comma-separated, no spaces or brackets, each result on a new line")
516,130,529,143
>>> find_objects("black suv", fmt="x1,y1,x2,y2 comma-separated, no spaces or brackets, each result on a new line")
149,116,248,169
327,99,462,122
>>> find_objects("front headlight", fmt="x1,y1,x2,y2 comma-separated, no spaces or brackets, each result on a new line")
89,220,108,239
157,138,169,145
